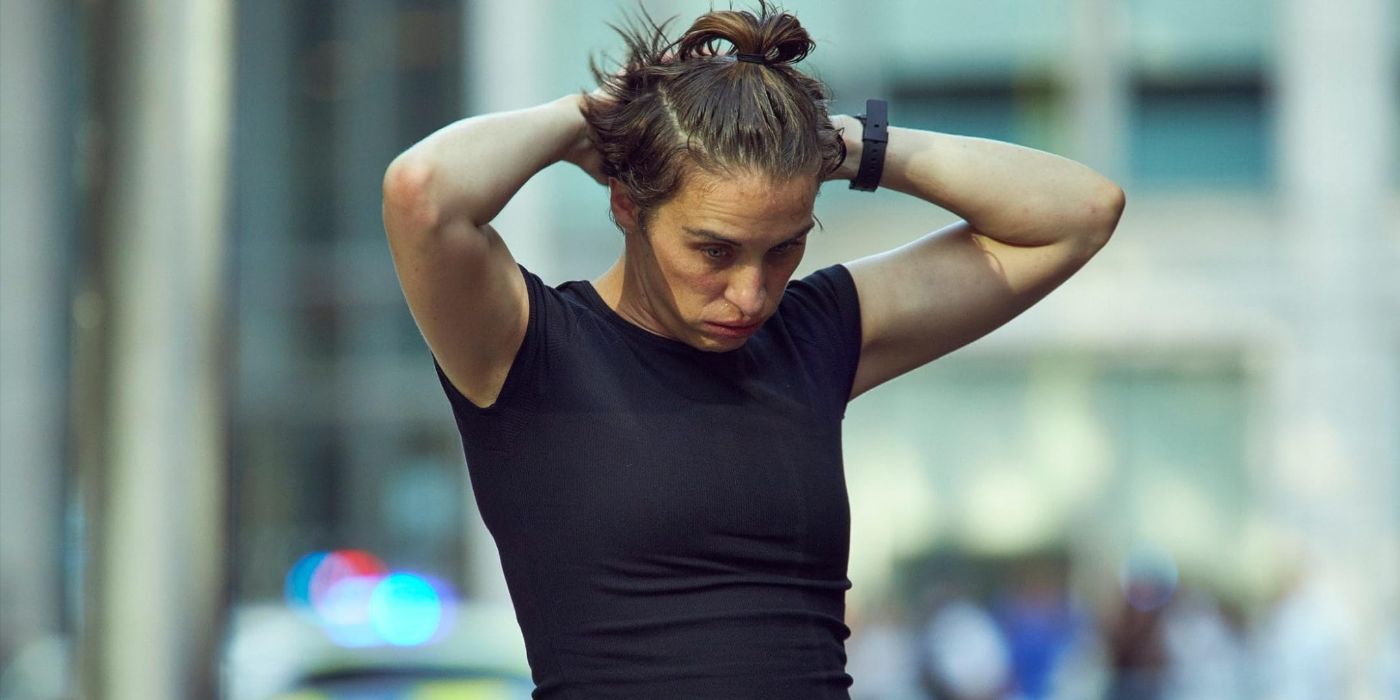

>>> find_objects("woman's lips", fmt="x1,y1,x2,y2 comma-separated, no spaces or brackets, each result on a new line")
704,320,762,338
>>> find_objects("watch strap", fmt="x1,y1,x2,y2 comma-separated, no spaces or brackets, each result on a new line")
849,99,888,192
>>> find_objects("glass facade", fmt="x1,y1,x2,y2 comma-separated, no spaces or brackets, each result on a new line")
1128,75,1273,189
230,0,468,607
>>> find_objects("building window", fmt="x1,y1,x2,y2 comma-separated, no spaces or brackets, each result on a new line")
891,77,1066,154
1128,74,1273,190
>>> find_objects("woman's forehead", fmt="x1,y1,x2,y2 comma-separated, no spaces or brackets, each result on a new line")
669,170,817,225
685,166,817,196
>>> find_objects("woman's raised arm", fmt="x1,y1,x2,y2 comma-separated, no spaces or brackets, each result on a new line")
832,114,1126,399
382,95,594,408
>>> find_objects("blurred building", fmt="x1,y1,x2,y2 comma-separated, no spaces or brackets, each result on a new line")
1,0,1396,698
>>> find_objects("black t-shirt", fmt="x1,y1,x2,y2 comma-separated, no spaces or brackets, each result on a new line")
434,263,864,699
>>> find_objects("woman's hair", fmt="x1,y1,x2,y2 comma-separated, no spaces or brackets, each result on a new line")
580,0,845,229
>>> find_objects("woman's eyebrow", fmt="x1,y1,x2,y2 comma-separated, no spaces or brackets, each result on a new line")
683,222,815,246
784,222,816,241
683,228,740,245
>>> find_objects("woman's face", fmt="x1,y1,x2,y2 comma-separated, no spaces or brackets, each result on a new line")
612,169,819,351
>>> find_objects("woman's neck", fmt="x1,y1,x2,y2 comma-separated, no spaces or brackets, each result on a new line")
592,256,671,339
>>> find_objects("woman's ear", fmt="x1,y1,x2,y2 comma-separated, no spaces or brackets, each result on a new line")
608,177,641,234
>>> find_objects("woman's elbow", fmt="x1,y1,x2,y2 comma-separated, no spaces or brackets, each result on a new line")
1086,182,1126,248
383,156,445,234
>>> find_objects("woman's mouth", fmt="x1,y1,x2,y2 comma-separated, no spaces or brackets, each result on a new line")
703,320,762,339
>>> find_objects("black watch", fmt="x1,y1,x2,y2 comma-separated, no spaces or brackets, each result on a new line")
849,99,888,192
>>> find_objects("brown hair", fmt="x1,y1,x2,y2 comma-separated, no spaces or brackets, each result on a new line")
579,0,846,229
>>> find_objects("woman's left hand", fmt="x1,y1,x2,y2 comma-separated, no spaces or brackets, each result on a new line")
824,114,861,183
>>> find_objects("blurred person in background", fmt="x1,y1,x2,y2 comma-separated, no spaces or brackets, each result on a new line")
918,595,1012,700
381,0,1124,696
1158,585,1249,700
992,561,1092,700
1249,558,1354,700
845,601,925,700
1102,566,1174,700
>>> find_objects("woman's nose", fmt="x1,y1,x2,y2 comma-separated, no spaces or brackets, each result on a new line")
724,266,766,319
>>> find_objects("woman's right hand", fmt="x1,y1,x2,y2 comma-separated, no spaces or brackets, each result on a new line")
556,93,609,186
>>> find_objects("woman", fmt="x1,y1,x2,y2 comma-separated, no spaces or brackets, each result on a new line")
382,2,1124,697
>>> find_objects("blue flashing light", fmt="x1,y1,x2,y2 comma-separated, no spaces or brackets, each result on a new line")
370,572,445,647
284,551,329,611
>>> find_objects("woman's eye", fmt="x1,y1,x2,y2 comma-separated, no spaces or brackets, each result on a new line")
702,247,729,260
770,241,804,256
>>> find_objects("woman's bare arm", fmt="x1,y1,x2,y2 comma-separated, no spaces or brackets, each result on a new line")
383,95,593,408
830,114,1126,399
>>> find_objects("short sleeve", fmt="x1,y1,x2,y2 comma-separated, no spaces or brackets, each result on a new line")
431,263,559,416
777,264,864,413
